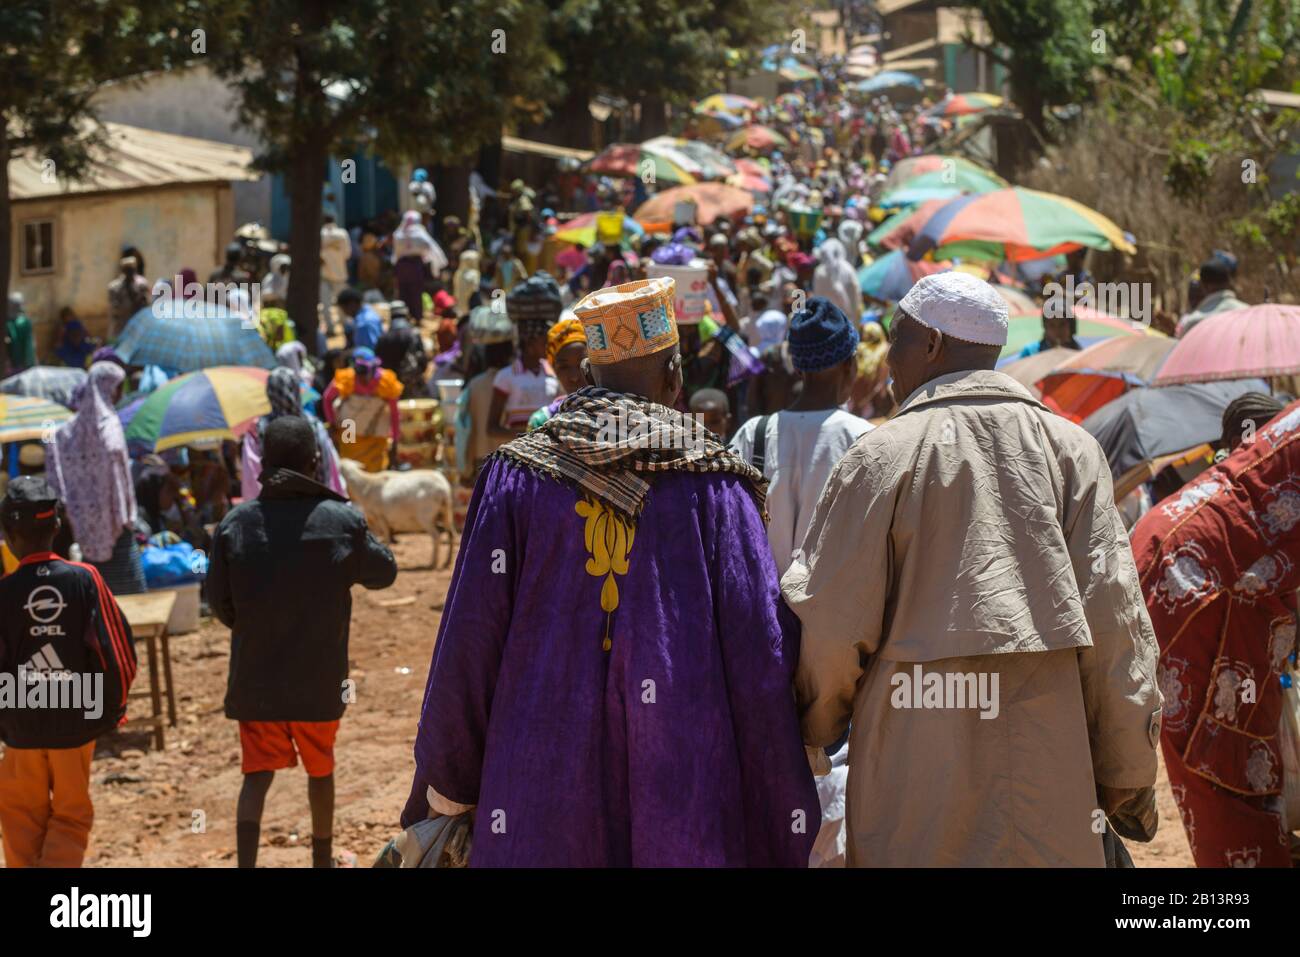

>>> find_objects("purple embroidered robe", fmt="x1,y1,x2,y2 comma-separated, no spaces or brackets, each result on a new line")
402,457,818,866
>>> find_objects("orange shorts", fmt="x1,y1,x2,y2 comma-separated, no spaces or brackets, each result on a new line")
238,721,340,777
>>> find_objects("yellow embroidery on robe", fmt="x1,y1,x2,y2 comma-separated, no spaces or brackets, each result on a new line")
575,497,636,650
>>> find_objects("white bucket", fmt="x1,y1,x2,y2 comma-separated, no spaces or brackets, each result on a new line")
646,260,711,324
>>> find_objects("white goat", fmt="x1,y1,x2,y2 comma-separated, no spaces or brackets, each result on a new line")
339,459,456,569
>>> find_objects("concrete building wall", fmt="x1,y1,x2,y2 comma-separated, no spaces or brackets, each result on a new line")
94,65,270,229
10,183,232,353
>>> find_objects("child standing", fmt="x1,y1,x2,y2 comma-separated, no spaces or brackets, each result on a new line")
0,477,136,867
207,417,397,867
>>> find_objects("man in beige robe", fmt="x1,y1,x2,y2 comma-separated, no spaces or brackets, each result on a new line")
782,272,1163,866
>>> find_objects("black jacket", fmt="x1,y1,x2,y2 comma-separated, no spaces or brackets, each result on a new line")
208,468,397,721
0,554,137,748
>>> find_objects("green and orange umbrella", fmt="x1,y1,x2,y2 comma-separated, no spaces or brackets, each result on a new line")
726,124,789,154
123,366,314,452
0,394,71,443
925,93,1005,117
586,143,696,186
908,187,1136,262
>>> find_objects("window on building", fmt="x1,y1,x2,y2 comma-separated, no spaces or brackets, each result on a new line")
20,219,55,275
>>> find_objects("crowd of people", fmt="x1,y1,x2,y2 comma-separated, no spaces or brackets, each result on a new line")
0,47,1296,871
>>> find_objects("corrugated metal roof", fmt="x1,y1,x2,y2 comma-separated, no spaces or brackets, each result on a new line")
9,122,258,202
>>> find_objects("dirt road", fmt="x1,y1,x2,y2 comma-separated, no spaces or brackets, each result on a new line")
68,534,1191,867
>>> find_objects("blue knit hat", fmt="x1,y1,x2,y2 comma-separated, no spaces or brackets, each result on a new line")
787,297,859,372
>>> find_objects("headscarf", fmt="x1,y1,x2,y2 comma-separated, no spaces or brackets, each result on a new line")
44,362,136,562
265,367,302,421
392,210,449,272
811,238,861,323
277,340,308,376
546,315,586,366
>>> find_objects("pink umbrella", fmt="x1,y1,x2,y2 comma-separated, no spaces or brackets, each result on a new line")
1154,304,1300,385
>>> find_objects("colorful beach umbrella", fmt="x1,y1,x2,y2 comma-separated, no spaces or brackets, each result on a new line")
855,71,924,94
641,137,734,180
998,347,1079,395
989,285,1042,317
123,366,308,452
552,212,644,248
0,366,87,408
1154,304,1300,385
883,154,1000,192
692,110,745,137
726,125,789,154
1001,313,1142,359
1035,334,1176,421
634,183,754,226
697,93,757,113
879,167,1006,208
858,250,949,301
868,199,949,249
0,394,71,443
115,302,276,372
908,188,1136,262
926,93,1005,117
726,157,772,193
587,143,696,186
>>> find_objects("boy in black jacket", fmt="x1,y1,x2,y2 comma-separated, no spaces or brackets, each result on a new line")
208,416,397,867
0,477,136,867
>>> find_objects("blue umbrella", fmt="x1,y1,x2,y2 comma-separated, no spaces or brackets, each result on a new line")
855,71,924,94
114,301,276,373
858,250,940,301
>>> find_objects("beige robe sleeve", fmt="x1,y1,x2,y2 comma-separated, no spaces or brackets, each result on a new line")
781,435,900,749
1062,438,1162,791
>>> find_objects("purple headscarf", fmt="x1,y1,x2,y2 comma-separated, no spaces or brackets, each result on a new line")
45,362,136,562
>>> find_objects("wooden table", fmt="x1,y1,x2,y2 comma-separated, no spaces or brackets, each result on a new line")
116,591,178,751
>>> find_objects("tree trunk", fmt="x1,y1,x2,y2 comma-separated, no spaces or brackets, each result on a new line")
638,94,668,140
0,125,12,378
555,84,593,151
433,163,471,230
286,136,328,356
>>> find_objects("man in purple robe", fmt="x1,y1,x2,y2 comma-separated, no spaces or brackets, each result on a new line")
401,277,818,866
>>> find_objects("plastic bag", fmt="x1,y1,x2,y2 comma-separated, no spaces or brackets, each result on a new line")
141,541,203,589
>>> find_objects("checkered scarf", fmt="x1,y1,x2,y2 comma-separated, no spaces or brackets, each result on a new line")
492,386,766,521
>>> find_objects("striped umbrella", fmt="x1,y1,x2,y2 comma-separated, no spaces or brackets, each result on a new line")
1,366,87,408
854,71,924,94
634,183,754,226
0,394,72,443
1154,304,1300,385
587,143,696,186
1035,334,1175,421
124,366,287,452
859,250,949,301
115,302,276,372
879,167,1006,208
552,212,644,248
697,93,757,113
1002,313,1144,359
883,154,999,192
926,93,1005,117
726,125,789,153
909,188,1136,262
868,199,949,249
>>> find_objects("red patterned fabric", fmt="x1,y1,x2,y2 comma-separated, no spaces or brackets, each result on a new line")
1130,400,1300,867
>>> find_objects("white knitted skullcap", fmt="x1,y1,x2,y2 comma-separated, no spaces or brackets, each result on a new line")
897,272,1009,347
